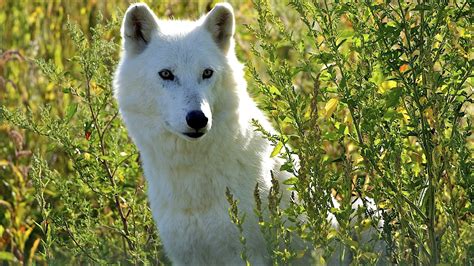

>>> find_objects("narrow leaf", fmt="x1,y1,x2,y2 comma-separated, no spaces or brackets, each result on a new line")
270,141,283,158
324,98,339,118
65,103,78,122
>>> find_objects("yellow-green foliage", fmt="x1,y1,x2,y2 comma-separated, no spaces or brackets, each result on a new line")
0,0,472,265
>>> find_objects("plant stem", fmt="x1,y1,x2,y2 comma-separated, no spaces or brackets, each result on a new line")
84,78,135,251
418,1,438,263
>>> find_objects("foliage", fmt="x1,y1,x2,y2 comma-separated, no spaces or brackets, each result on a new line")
0,2,164,264
241,0,473,264
0,0,472,265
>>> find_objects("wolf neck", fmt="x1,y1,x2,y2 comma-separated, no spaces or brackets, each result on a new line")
136,84,270,211
140,88,262,172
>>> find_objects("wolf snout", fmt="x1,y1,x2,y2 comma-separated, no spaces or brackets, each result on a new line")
186,110,208,130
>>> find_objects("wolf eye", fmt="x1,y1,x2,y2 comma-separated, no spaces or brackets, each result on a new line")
202,68,214,79
159,69,174,81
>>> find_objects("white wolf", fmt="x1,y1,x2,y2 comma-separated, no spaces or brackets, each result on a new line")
114,2,384,265
114,3,282,264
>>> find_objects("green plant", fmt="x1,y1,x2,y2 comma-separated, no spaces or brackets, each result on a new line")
241,0,472,264
1,16,165,264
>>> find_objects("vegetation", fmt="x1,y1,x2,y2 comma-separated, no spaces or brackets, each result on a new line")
0,0,472,264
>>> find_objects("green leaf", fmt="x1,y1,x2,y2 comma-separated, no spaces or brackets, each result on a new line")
323,131,339,141
346,238,359,250
270,141,283,158
327,230,338,240
383,108,403,121
413,4,430,11
385,87,403,107
65,103,78,122
280,162,293,172
269,85,281,96
336,38,347,49
283,177,298,185
324,98,339,118
0,252,16,262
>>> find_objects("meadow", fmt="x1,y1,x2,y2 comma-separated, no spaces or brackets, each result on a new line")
0,0,472,264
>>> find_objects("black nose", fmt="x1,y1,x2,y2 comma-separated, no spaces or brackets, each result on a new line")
186,110,208,130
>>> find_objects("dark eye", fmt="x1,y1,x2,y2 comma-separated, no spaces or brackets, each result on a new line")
202,68,214,79
159,69,174,81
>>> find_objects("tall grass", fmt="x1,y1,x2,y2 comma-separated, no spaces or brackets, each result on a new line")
0,0,472,264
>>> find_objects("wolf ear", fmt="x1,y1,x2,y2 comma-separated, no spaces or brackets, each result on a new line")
122,3,159,54
203,3,235,53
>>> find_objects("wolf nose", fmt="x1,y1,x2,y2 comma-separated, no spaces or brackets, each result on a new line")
186,110,208,130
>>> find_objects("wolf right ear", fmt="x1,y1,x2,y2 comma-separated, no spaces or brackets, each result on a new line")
122,3,159,54
203,3,235,53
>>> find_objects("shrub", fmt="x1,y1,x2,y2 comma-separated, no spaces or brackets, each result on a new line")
241,0,472,264
1,15,165,264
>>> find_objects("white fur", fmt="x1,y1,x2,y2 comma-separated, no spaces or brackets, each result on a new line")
114,3,282,265
114,3,385,265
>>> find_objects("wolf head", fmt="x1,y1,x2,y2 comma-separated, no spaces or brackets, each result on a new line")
114,3,237,142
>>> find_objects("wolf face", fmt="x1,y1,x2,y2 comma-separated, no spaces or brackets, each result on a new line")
114,3,235,141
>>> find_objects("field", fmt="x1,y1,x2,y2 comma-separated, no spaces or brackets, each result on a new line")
0,0,472,264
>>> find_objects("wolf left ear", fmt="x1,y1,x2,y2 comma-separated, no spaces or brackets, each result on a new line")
203,3,235,53
122,3,159,55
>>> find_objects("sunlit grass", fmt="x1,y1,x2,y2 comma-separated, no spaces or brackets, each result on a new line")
0,0,472,264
